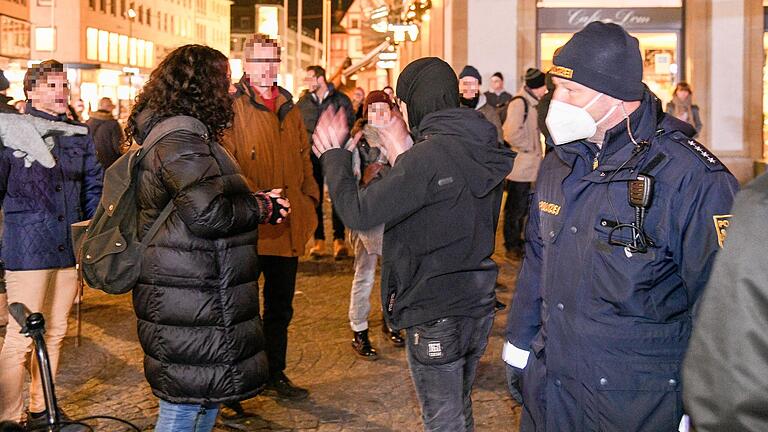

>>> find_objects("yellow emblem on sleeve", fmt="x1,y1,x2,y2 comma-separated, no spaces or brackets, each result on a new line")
539,201,561,216
549,66,574,79
713,214,732,248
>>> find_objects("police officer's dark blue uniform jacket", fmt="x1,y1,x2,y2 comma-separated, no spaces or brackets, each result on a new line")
505,90,738,431
504,22,738,432
0,107,103,270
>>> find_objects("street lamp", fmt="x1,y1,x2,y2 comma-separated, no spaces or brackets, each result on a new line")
125,7,137,110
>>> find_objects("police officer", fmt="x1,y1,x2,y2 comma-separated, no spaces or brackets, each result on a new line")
502,22,738,432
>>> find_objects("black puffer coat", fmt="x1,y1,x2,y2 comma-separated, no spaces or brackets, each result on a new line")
132,113,271,404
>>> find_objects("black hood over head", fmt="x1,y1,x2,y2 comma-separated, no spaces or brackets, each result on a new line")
418,108,514,197
396,57,459,130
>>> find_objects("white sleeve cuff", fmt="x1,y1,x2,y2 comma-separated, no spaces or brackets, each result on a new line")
678,415,690,432
502,341,530,369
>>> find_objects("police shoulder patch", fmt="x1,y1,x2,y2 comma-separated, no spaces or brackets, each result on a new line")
668,132,725,171
713,214,732,248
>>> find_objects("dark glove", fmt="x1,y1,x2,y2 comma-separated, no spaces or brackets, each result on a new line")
267,194,288,225
505,363,524,405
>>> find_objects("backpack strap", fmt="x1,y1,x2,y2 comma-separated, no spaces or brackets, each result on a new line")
141,200,174,246
134,115,209,165
510,96,529,126
134,115,209,245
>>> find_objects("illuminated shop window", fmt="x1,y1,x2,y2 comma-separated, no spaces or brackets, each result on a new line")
86,27,98,59
109,32,119,63
540,32,678,105
98,30,109,62
119,35,128,64
36,27,56,52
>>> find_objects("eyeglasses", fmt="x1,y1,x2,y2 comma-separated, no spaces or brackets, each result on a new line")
245,58,281,63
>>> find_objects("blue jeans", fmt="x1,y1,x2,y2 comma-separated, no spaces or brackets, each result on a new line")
405,312,495,432
155,399,220,432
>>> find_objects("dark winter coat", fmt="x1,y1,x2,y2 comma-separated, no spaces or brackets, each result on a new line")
86,110,123,169
0,95,16,113
322,108,515,329
683,172,768,432
0,107,103,270
133,111,272,404
506,91,738,432
296,83,355,147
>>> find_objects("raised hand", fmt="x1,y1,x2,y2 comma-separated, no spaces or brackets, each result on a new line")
312,107,350,158
377,115,412,166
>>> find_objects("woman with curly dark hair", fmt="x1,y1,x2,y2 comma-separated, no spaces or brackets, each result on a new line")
127,44,290,431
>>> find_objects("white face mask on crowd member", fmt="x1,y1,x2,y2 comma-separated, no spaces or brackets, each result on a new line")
546,93,618,145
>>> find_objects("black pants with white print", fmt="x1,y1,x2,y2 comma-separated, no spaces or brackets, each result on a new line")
405,312,495,432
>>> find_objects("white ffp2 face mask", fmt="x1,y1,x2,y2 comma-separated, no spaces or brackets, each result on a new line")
545,93,618,145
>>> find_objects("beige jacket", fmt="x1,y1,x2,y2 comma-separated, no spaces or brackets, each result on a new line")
503,87,543,182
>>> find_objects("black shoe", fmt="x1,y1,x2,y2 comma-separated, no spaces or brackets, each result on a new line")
382,325,405,347
495,300,507,312
264,372,309,401
220,401,247,420
351,329,378,360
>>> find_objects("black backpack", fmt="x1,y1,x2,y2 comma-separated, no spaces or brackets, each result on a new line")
77,116,209,294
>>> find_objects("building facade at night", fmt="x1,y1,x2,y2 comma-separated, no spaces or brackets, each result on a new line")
0,0,230,119
379,0,764,183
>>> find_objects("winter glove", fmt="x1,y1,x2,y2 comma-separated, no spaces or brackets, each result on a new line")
267,194,289,225
0,113,88,168
506,363,524,405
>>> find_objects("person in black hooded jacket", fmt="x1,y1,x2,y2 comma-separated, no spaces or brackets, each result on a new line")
126,45,290,431
312,57,515,432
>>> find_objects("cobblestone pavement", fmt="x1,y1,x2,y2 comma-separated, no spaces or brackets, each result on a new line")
48,217,523,431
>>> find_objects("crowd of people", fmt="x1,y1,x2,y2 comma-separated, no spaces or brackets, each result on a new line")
0,20,765,432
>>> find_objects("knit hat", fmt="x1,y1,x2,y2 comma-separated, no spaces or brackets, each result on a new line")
550,22,643,101
396,57,459,129
524,68,545,89
458,65,482,85
0,70,9,92
363,90,395,117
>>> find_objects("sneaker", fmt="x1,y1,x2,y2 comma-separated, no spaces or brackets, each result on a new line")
333,239,349,260
351,329,378,360
382,325,405,347
309,239,326,258
264,372,309,401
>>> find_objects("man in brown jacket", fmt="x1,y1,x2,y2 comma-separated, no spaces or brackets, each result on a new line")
222,34,319,404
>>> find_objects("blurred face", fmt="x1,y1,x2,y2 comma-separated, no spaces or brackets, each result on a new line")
459,77,480,99
304,70,322,93
368,102,392,128
353,88,365,104
28,72,70,115
531,86,547,99
675,89,690,100
74,99,85,113
243,43,280,88
383,87,394,99
490,76,503,92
